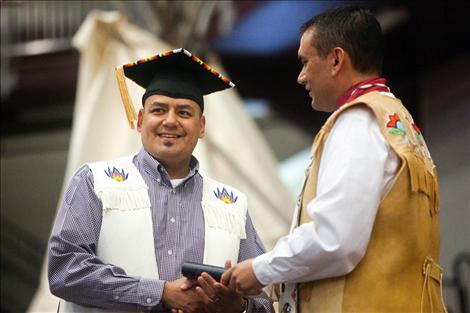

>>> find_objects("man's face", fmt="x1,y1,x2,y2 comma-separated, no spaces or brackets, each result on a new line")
297,28,336,112
137,94,205,167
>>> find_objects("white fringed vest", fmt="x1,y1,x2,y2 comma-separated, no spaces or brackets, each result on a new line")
59,155,247,312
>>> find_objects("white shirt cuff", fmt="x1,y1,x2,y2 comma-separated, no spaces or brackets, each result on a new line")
252,253,277,285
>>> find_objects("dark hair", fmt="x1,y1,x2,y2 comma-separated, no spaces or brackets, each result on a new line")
299,6,383,74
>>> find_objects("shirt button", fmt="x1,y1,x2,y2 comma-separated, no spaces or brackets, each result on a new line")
157,178,161,183
114,295,119,300
170,217,175,223
171,189,176,193
168,249,173,255
146,298,152,304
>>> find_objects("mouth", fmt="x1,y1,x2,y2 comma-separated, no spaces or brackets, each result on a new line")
158,133,182,142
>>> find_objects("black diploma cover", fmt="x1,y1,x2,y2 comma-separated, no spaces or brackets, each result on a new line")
182,262,227,281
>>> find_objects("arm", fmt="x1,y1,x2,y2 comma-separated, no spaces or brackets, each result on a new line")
251,106,399,285
48,165,164,311
235,214,275,312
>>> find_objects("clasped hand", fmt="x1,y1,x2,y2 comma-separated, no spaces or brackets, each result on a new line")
164,261,246,313
220,258,264,296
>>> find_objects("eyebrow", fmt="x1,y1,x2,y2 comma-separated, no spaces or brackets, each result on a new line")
148,101,195,111
175,104,195,111
147,101,167,109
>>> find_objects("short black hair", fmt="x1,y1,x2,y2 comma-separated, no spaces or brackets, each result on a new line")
300,6,383,74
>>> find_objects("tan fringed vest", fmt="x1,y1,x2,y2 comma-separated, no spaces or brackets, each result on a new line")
297,92,446,313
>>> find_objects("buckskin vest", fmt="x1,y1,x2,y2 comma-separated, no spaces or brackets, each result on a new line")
293,92,446,313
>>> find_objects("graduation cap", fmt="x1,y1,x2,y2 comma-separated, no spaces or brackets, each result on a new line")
115,48,235,129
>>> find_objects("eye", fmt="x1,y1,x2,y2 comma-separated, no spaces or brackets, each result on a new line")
179,110,192,117
150,107,165,114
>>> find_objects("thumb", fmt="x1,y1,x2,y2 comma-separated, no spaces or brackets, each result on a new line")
220,267,232,286
180,278,195,290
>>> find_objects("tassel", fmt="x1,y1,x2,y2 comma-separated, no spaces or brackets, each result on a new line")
115,66,137,129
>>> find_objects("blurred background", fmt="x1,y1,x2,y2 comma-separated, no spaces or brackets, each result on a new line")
1,1,469,312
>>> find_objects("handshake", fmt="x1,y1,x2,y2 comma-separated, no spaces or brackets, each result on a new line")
162,259,265,313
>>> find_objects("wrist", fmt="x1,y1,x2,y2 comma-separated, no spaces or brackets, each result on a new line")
161,281,175,309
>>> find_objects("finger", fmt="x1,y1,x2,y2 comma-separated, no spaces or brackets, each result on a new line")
220,268,232,286
197,275,216,298
200,272,217,284
214,282,233,298
228,276,237,293
195,286,213,304
224,259,232,269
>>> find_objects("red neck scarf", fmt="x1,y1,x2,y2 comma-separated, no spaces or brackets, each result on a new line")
336,77,390,110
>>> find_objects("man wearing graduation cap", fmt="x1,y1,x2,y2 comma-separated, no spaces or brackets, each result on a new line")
48,48,273,313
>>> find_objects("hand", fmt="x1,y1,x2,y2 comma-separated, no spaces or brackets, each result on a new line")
162,277,205,313
186,260,245,313
221,259,264,296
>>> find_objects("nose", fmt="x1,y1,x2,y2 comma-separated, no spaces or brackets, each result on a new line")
163,110,177,127
297,69,306,85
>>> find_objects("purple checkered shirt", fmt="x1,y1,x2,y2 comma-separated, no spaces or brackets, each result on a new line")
48,148,273,312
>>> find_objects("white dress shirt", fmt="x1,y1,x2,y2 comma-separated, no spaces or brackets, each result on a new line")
253,105,400,285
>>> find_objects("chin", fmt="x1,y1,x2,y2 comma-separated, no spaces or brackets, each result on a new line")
311,100,335,112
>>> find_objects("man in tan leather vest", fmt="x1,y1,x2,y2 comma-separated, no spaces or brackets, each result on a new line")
221,6,447,313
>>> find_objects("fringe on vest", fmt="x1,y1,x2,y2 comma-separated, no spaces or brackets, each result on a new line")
203,204,247,239
402,152,440,216
100,188,151,211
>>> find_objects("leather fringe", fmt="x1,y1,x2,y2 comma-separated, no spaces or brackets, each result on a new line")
404,152,440,215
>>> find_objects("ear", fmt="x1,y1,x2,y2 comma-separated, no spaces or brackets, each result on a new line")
136,109,144,133
330,47,346,77
199,115,206,139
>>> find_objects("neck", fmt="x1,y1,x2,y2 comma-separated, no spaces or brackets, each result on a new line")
160,158,191,179
341,72,379,95
331,72,378,106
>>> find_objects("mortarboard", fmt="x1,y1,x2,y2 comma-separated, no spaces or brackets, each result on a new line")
115,48,235,129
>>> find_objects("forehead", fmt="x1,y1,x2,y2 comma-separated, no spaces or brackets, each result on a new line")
298,29,316,56
144,94,199,108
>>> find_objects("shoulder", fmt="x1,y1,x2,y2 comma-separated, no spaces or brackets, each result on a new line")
201,174,245,196
86,154,145,188
63,164,96,205
87,154,136,172
70,164,94,185
337,105,375,122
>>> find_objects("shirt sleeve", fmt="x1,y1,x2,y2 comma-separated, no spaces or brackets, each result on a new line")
252,106,399,285
48,165,164,311
238,213,275,313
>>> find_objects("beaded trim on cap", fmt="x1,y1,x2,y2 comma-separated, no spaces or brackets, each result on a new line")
123,48,235,88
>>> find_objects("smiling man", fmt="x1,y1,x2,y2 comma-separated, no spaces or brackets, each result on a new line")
48,48,273,313
221,6,446,313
